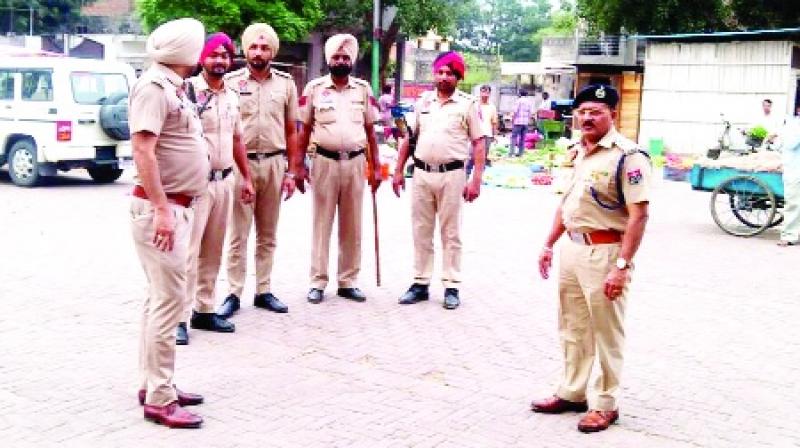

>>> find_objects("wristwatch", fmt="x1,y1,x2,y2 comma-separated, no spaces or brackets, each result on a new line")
615,257,632,270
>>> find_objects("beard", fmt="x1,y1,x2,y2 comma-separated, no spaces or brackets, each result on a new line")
329,64,352,78
436,80,456,95
205,64,227,78
249,59,268,71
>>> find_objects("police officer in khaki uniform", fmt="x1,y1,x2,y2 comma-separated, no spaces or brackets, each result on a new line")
392,51,484,310
531,84,651,433
218,23,300,318
129,18,206,429
176,33,256,345
296,34,381,304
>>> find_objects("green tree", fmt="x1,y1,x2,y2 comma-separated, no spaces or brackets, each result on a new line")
532,1,577,46
452,0,551,62
1,0,83,34
316,0,465,85
135,0,324,42
728,0,800,29
576,0,729,34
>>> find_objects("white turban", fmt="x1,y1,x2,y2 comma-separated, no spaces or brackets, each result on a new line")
325,34,358,65
242,23,280,55
146,18,205,66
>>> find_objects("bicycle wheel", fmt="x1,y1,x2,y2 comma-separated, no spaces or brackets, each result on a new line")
710,175,776,237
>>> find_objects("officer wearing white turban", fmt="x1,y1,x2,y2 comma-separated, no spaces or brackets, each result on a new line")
146,17,205,67
129,17,208,429
219,23,300,318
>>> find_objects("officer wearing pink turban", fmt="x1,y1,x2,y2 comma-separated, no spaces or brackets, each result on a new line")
392,50,485,310
178,32,255,345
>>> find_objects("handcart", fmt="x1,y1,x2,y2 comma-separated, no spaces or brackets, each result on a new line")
690,165,784,237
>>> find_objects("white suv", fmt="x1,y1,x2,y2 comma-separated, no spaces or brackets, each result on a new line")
0,56,136,187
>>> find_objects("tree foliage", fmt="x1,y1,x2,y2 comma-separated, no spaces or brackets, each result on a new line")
576,0,728,34
1,0,82,34
728,0,800,30
452,0,551,62
577,0,800,34
135,0,323,42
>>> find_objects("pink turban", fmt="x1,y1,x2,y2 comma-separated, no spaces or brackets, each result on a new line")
199,32,235,63
324,34,358,65
432,51,466,80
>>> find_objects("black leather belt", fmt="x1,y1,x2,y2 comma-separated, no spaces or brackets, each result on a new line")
413,157,465,173
316,146,364,161
209,167,233,181
247,150,285,160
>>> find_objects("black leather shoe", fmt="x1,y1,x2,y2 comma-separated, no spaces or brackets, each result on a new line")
176,322,189,345
398,283,430,305
216,294,240,319
307,288,324,304
254,293,288,313
443,288,460,310
337,287,366,302
190,311,235,333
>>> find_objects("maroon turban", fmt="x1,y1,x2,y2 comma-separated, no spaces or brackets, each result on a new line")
199,32,235,63
432,51,466,80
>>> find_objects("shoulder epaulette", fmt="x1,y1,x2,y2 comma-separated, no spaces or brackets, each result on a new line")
224,68,247,81
271,68,292,79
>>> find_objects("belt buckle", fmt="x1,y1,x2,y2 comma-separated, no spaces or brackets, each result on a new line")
569,232,587,245
212,170,222,181
341,151,350,161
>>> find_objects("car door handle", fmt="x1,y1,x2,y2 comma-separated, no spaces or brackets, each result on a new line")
78,118,96,124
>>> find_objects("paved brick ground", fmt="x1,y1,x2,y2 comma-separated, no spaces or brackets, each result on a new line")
0,170,798,448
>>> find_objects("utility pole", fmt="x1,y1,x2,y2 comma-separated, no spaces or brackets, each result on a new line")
28,4,32,36
393,33,404,103
371,0,380,96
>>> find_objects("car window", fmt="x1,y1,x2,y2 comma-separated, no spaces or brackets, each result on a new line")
70,72,129,105
0,70,14,100
21,70,53,101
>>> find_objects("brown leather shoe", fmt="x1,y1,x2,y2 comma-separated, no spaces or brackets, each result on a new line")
577,410,619,433
138,387,203,406
530,395,589,414
143,402,203,428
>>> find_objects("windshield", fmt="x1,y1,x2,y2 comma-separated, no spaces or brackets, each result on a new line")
70,72,128,105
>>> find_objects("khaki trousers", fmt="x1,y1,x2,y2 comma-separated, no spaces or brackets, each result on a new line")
411,168,466,288
130,197,193,406
227,156,285,297
310,155,365,289
780,179,800,243
186,175,234,314
556,239,628,411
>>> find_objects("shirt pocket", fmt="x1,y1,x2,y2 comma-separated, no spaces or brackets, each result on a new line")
447,111,466,131
240,95,258,117
351,102,365,124
316,106,337,124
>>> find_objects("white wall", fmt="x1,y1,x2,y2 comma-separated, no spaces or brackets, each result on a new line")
639,40,796,154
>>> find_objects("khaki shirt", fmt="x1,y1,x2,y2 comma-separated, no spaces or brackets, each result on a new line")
299,75,378,152
186,74,243,170
225,67,298,152
129,63,209,197
561,128,651,233
413,90,482,164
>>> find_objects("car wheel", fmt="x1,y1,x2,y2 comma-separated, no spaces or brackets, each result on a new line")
87,166,124,183
8,139,41,187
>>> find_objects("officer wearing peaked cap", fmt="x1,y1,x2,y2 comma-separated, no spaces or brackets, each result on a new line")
531,84,652,433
